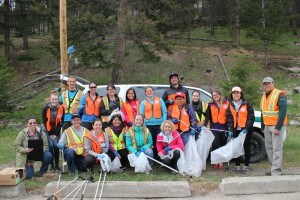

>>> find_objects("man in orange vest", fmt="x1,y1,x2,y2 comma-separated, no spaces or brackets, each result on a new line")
57,113,89,176
169,92,197,145
261,77,287,176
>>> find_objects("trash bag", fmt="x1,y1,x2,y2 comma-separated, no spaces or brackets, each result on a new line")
196,128,215,170
100,154,112,172
127,153,152,173
111,157,122,172
184,135,203,177
211,132,246,164
176,149,186,174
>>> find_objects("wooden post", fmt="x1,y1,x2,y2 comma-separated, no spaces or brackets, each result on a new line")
60,0,68,75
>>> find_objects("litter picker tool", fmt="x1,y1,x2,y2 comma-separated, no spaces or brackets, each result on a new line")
94,158,107,200
47,176,78,200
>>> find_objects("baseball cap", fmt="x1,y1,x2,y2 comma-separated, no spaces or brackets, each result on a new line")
262,77,274,83
175,92,185,99
169,72,179,80
231,86,242,93
71,113,81,119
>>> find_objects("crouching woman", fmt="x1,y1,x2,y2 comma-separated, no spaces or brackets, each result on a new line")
126,114,154,164
156,120,184,171
84,119,109,171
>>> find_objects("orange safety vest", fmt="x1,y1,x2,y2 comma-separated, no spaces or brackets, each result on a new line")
167,93,187,113
65,127,88,155
211,101,229,124
84,131,105,162
229,104,248,128
45,105,64,131
123,100,140,122
85,94,101,116
144,97,162,119
260,88,288,126
127,127,149,149
171,105,190,131
62,90,83,114
105,127,126,150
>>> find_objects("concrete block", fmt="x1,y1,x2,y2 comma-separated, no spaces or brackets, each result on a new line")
0,182,25,198
219,175,300,195
45,181,191,198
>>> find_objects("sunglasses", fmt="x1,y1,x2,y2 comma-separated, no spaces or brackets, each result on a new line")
28,122,37,125
90,86,97,89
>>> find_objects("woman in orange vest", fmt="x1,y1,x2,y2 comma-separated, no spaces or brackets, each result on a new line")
121,88,140,127
203,89,229,169
105,111,129,170
42,92,65,171
227,86,254,174
84,119,109,172
79,82,101,131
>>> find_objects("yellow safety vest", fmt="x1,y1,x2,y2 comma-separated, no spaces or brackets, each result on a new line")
65,127,88,155
62,90,83,114
101,96,123,122
195,102,208,122
105,127,126,150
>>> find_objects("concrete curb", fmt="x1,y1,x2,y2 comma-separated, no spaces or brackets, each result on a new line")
45,181,191,198
219,175,300,195
0,182,25,198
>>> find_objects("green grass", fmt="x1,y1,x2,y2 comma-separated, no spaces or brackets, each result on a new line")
0,128,19,164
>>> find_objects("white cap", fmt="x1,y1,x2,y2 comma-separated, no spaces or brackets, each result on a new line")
107,111,125,123
231,86,242,93
262,77,274,83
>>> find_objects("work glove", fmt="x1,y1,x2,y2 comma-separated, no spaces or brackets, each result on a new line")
141,147,145,152
96,153,105,160
190,129,196,135
101,142,106,149
164,146,171,153
67,45,75,55
241,129,248,134
226,131,233,138
135,151,141,157
168,99,174,105
171,118,179,124
197,126,202,132
114,151,120,157
128,122,133,127
57,142,64,149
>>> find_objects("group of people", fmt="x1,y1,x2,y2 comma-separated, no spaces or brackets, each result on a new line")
14,73,287,179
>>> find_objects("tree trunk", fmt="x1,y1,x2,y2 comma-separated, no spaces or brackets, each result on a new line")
264,40,269,68
22,31,29,50
232,0,240,47
292,0,298,35
3,0,10,61
210,0,216,36
112,0,126,84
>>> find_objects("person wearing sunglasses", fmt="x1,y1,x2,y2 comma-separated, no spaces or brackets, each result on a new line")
14,117,52,179
79,82,102,131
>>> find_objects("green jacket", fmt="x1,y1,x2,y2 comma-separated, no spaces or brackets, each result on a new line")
14,127,49,168
126,126,153,154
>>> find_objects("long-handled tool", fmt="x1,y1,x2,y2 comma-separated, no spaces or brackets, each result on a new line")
47,176,78,200
93,158,108,200
62,180,86,200
145,155,185,177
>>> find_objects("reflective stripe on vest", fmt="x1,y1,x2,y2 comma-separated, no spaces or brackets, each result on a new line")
101,96,123,122
211,101,229,124
260,88,288,126
105,127,126,150
144,97,162,119
167,93,187,113
171,105,190,131
65,127,87,155
85,95,101,116
45,105,64,131
229,104,248,128
123,100,140,122
127,128,148,149
62,90,83,114
195,102,208,122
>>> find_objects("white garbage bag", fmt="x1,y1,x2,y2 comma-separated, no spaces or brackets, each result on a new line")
100,154,112,172
158,149,186,174
111,157,122,172
127,153,152,173
184,135,203,177
196,128,215,170
211,132,246,164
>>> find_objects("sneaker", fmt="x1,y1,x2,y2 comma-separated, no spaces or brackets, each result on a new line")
54,165,60,171
50,165,55,172
241,166,250,174
120,166,126,171
235,166,241,173
35,171,43,177
218,163,223,169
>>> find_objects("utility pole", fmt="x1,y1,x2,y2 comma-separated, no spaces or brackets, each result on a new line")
60,0,68,75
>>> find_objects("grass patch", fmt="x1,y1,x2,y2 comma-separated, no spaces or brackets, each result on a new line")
0,128,18,164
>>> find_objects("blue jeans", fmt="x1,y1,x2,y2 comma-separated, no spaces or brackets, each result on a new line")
180,132,190,146
25,151,52,179
46,133,60,166
64,148,86,173
144,148,154,165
